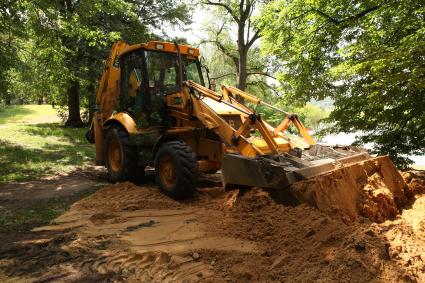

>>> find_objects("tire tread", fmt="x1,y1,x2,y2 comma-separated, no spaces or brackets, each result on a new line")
154,140,199,199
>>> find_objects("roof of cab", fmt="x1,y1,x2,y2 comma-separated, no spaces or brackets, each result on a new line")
121,41,200,57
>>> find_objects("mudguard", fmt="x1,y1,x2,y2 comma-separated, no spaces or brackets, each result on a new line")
103,112,138,134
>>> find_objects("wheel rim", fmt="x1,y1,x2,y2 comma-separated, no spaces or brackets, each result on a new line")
108,137,122,172
159,154,176,188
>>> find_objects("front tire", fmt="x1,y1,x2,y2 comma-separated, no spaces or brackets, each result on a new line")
103,126,143,182
154,141,199,199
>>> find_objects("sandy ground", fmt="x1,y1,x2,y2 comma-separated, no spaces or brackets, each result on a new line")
0,168,424,282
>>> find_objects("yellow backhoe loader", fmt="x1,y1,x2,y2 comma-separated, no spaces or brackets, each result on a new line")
86,41,402,203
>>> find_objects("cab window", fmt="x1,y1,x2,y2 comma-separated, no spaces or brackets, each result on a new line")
183,57,204,85
145,51,180,96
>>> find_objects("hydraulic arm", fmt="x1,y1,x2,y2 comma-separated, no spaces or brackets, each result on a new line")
183,80,315,156
90,41,128,164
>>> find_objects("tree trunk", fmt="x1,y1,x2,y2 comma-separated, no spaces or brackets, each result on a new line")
237,49,248,91
65,80,84,127
236,44,248,103
236,18,248,92
87,83,95,125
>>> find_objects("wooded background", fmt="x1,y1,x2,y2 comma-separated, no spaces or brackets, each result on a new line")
0,0,424,166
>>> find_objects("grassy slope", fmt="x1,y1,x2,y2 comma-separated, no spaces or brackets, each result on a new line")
0,105,94,183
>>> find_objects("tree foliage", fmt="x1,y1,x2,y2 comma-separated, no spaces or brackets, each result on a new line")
201,0,276,92
259,0,425,166
200,22,277,97
0,0,27,103
1,0,190,124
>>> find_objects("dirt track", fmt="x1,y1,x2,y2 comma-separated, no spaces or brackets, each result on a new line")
0,169,424,282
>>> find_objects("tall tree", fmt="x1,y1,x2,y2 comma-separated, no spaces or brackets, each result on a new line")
201,24,277,96
259,0,425,166
26,0,190,126
202,0,269,91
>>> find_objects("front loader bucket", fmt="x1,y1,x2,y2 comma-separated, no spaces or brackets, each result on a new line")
221,146,371,190
221,154,296,189
221,146,407,223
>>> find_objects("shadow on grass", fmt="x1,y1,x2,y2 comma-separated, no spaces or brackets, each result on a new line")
0,204,62,233
0,188,98,233
23,123,88,144
0,106,37,123
0,124,94,183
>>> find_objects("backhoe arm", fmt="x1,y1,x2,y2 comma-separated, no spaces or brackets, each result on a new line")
91,41,129,164
183,81,263,157
222,85,316,146
184,81,284,156
95,41,129,123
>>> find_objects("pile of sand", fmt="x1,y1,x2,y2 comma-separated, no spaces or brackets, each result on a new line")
290,156,408,223
403,170,425,196
1,169,424,282
201,183,425,282
74,182,183,212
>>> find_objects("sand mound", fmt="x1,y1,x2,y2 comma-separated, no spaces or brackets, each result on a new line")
1,169,424,282
74,182,183,212
290,156,407,223
403,170,425,196
201,185,425,282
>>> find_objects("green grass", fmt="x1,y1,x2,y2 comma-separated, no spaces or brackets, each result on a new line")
0,205,62,232
0,105,94,184
0,189,98,232
0,104,60,124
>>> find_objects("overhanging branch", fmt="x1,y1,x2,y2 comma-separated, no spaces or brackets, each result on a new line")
247,29,260,48
247,71,276,80
204,0,240,23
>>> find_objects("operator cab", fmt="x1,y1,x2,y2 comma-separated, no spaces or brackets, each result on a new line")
118,42,205,128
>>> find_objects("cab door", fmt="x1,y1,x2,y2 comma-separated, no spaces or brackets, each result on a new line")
144,50,180,127
120,51,145,117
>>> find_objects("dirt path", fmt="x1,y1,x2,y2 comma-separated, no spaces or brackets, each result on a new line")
0,171,424,282
0,166,109,262
0,167,107,211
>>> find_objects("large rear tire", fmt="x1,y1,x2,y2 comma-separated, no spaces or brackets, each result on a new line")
154,141,199,199
103,126,144,182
